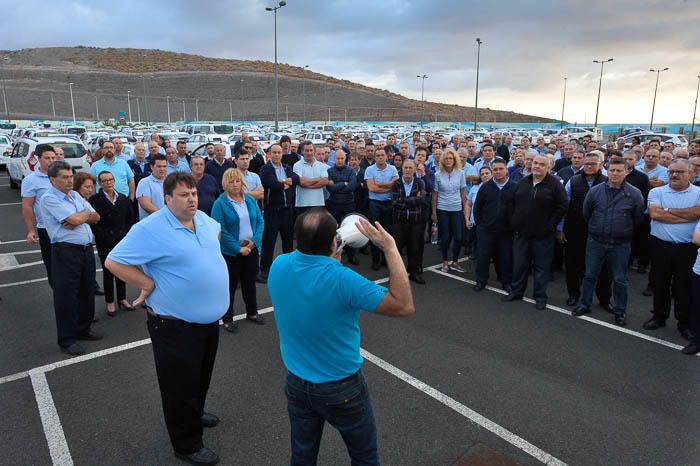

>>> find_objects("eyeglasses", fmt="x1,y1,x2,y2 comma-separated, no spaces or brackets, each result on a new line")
100,178,115,183
667,170,688,175
583,162,599,167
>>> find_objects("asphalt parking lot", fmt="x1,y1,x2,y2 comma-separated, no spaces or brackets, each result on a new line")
0,169,699,466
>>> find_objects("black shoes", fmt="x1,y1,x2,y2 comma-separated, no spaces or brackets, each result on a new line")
566,296,579,307
256,272,268,284
614,314,627,326
246,314,266,325
572,306,590,317
642,318,665,330
473,282,486,292
60,343,85,356
223,321,240,333
642,287,653,296
681,342,700,355
501,293,522,302
201,412,219,428
535,301,546,311
175,447,219,465
409,273,426,284
75,331,103,341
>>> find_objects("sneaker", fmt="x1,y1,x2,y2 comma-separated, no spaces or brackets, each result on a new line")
438,264,450,273
449,262,466,273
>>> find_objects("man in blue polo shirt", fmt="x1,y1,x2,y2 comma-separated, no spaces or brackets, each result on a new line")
293,141,329,216
234,149,264,202
136,155,168,220
106,172,228,466
365,145,399,270
643,159,700,340
89,141,135,200
165,146,192,175
269,208,414,466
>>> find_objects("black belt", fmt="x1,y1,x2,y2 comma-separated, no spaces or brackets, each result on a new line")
370,199,392,204
291,371,360,386
54,242,93,250
146,306,179,321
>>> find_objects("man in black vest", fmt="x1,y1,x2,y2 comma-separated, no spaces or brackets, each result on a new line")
559,151,611,308
472,158,515,291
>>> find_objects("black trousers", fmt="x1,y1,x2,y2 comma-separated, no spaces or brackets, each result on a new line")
650,237,696,329
393,221,422,273
147,313,219,455
260,207,294,273
97,244,125,303
419,206,431,271
565,232,611,304
475,227,513,289
37,228,53,288
368,200,393,264
511,233,554,301
223,250,259,322
51,243,96,347
690,273,700,344
634,215,651,265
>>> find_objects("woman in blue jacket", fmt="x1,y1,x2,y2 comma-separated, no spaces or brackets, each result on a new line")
211,168,265,333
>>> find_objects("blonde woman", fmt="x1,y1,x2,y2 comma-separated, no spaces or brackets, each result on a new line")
431,147,468,272
211,168,265,333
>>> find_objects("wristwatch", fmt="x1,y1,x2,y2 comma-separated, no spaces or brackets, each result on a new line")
663,207,669,212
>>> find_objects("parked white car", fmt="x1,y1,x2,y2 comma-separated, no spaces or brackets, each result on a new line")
0,135,12,167
7,136,92,189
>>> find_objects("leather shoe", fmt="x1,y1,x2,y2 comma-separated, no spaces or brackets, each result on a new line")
614,314,627,326
565,296,579,307
642,318,665,330
246,314,266,325
681,341,700,355
535,301,546,310
501,293,522,302
60,342,85,356
679,327,693,341
175,447,219,465
223,321,239,333
409,273,426,284
571,306,590,317
75,331,103,341
642,287,653,296
201,412,219,428
473,282,486,292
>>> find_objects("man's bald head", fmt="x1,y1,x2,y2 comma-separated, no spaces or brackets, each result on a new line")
294,207,338,256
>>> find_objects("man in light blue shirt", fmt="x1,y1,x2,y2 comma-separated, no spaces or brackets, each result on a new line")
636,148,668,187
165,146,191,175
293,141,330,213
89,140,135,199
234,149,264,202
136,155,168,220
113,137,133,161
644,158,700,339
106,171,228,464
21,144,56,287
40,161,100,356
365,146,399,269
269,208,413,465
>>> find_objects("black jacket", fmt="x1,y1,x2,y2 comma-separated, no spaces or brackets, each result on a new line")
88,191,134,253
583,182,645,242
564,171,607,237
473,178,516,233
510,173,567,238
282,151,300,168
391,177,426,223
127,158,151,186
260,160,299,209
625,169,650,202
327,165,357,206
352,167,369,205
249,153,266,175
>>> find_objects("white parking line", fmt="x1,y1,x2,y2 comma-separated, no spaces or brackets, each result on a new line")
0,268,103,288
0,184,9,187
30,371,74,466
0,202,21,206
0,239,29,245
427,267,698,356
361,349,567,466
0,249,40,256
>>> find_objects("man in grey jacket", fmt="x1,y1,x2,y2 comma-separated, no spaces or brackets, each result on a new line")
573,156,645,326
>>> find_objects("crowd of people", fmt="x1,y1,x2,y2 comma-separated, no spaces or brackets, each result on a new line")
18,128,700,465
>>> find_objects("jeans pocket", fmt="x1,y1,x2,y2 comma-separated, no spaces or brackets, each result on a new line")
324,388,362,407
284,383,299,403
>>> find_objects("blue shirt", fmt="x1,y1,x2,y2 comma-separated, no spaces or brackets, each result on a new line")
269,250,388,383
435,168,467,211
648,183,700,243
228,195,253,242
39,187,95,245
293,158,329,207
115,149,133,161
166,160,192,175
364,163,399,201
90,157,134,197
108,207,228,323
467,184,482,225
693,221,700,275
273,162,286,180
402,178,414,197
20,169,52,229
135,174,165,220
637,164,669,183
243,170,261,192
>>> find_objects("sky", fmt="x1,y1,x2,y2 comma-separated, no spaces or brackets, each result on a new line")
2,0,699,124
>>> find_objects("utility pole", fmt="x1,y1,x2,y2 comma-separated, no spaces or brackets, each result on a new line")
94,95,99,120
560,77,567,128
2,56,10,121
474,38,483,131
136,97,141,122
265,1,287,131
417,74,428,128
229,101,233,121
166,95,171,124
593,58,613,128
302,64,309,127
691,75,700,138
51,93,56,119
127,90,132,122
142,54,150,125
182,100,186,121
68,82,76,123
195,98,199,121
649,67,669,131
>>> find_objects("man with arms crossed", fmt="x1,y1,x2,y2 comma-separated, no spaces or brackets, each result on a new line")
269,208,414,465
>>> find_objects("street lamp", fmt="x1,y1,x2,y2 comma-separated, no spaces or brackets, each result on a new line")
560,77,567,128
50,93,56,119
2,56,10,121
229,101,233,121
127,90,132,122
68,82,76,123
474,38,483,131
593,57,613,128
136,97,141,122
265,0,287,131
166,95,171,124
691,75,700,138
649,67,670,131
417,74,428,127
195,98,200,121
142,54,149,125
182,99,186,121
94,95,99,120
302,64,309,127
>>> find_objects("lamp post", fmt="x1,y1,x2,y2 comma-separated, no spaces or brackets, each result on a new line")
166,95,171,124
302,64,309,127
691,75,700,138
94,95,99,120
593,58,613,128
649,67,669,131
417,74,428,128
195,98,200,121
182,99,186,121
142,54,150,125
229,101,233,121
560,77,567,128
2,56,10,121
265,0,287,131
127,90,132,122
136,97,141,122
474,38,483,131
68,82,76,123
51,93,56,119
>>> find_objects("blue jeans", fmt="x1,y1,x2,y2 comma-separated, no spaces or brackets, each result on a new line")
580,237,631,316
284,371,379,466
437,209,463,262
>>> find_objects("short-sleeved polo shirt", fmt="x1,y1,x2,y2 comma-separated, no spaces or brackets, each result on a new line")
293,158,329,207
648,183,700,243
108,207,229,323
364,163,399,201
135,174,165,220
39,187,95,245
89,157,134,196
166,160,192,175
20,169,52,229
269,250,388,383
637,164,669,183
